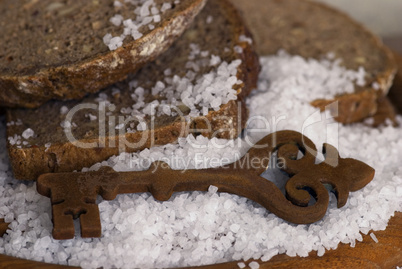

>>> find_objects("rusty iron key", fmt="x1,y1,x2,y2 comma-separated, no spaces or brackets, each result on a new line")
36,130,375,240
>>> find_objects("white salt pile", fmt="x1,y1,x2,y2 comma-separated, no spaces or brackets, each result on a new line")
0,52,401,268
104,0,178,50
122,44,242,119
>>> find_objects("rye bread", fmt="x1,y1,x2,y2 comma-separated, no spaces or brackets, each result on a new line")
230,0,397,124
6,0,260,180
364,50,402,127
365,97,397,128
0,0,207,108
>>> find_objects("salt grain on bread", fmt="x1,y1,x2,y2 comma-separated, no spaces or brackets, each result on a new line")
0,0,207,108
6,0,260,180
230,0,397,123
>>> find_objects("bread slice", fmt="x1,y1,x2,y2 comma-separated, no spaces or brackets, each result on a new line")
6,0,260,180
0,0,207,108
230,0,397,123
365,97,397,127
364,50,401,127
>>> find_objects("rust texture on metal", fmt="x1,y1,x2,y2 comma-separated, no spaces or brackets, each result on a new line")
36,130,375,240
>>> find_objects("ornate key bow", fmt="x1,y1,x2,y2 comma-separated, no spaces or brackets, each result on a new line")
37,130,374,240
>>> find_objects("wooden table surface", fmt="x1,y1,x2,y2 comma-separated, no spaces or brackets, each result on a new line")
0,41,401,269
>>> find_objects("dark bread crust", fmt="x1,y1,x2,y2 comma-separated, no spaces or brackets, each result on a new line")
7,0,260,180
231,0,397,123
358,50,402,128
0,0,207,108
369,97,397,128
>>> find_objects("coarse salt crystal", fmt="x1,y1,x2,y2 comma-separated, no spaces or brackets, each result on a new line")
60,106,69,115
103,33,113,45
151,6,159,15
239,35,253,44
45,143,51,151
115,123,125,130
61,120,71,128
206,15,213,24
161,3,172,12
153,15,161,23
249,261,260,269
88,114,97,121
234,46,243,54
137,122,147,131
110,14,123,26
114,1,123,7
208,185,218,194
372,82,380,90
210,55,221,66
237,262,246,268
108,37,123,51
22,128,34,139
140,0,153,17
370,232,379,243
